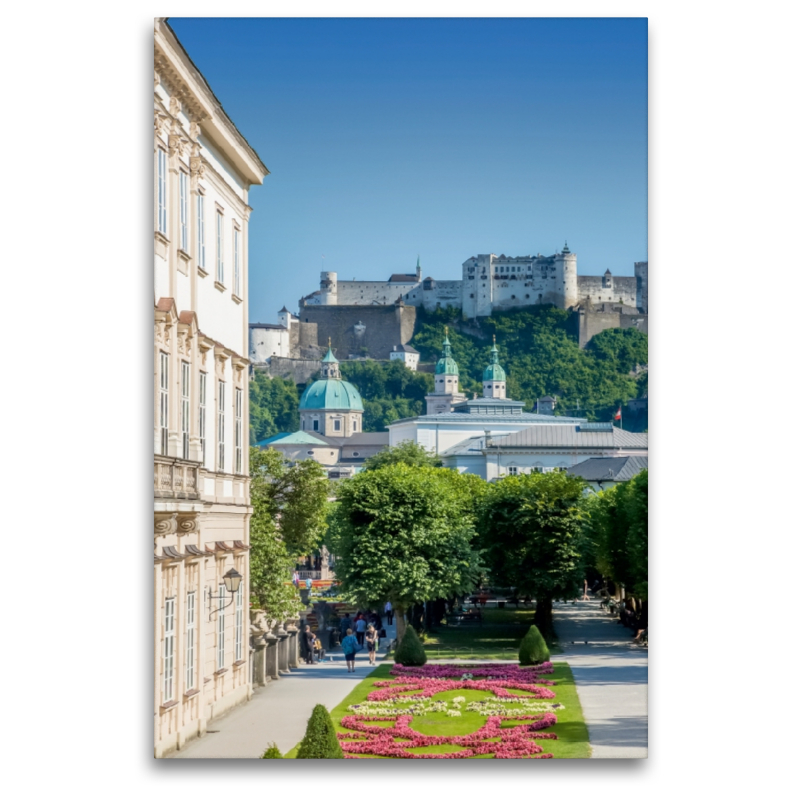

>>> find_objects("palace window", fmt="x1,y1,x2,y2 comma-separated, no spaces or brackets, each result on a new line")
156,149,167,234
313,420,319,431
334,419,341,432
217,584,225,670
216,211,224,284
159,352,169,455
181,361,190,460
197,194,206,269
185,591,196,690
233,226,241,297
235,583,244,662
217,382,226,471
234,388,243,474
179,171,189,252
199,372,207,463
163,597,175,702
508,467,519,476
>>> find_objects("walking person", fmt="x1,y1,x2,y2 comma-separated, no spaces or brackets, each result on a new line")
384,600,393,626
355,614,367,646
365,624,379,666
341,628,360,673
339,612,352,639
303,625,316,665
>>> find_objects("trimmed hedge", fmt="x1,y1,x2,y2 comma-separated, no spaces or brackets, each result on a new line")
519,624,550,666
296,704,344,759
261,743,283,758
393,626,427,666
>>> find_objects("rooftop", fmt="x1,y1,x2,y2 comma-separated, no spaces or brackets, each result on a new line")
566,456,648,482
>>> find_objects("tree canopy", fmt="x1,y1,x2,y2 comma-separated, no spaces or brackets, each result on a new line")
362,440,442,471
476,471,589,634
249,447,329,620
584,470,648,598
249,372,300,445
327,464,485,638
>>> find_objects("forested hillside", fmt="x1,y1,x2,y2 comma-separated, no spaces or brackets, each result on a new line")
250,306,648,440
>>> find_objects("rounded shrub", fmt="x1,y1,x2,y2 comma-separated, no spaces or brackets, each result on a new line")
519,624,550,666
393,625,427,666
261,743,283,759
296,704,344,759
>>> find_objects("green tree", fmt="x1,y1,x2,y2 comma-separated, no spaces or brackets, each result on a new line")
518,624,550,666
328,464,483,640
249,372,300,444
363,440,443,470
249,447,329,619
477,472,588,636
585,470,648,598
296,705,343,759
393,626,427,666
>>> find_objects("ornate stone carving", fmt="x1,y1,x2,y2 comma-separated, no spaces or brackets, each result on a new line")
169,96,181,117
154,112,169,136
190,121,201,140
154,512,178,538
215,353,227,380
177,515,198,535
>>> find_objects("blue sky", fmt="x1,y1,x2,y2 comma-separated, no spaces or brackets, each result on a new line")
168,17,647,324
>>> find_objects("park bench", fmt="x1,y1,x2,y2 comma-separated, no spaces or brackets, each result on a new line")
447,611,482,627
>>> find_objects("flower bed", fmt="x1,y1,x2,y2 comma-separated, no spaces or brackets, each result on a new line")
338,662,564,759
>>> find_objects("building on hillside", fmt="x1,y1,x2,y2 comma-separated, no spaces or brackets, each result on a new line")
566,456,648,493
257,344,390,476
390,334,648,478
299,246,646,317
153,18,268,758
390,343,420,370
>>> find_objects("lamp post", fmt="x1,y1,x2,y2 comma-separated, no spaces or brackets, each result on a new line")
207,568,243,620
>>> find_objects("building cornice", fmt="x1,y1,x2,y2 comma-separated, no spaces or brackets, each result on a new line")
155,18,269,187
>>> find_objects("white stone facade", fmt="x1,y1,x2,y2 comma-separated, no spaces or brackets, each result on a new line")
301,250,645,317
153,18,268,758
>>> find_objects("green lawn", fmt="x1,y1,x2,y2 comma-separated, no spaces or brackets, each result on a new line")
285,661,590,759
420,608,562,659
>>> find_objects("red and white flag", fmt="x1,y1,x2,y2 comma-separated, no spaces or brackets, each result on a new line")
613,407,622,421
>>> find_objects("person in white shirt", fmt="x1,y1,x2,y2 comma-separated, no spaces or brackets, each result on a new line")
384,601,393,625
355,615,367,645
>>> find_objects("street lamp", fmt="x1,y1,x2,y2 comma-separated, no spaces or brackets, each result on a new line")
207,568,243,620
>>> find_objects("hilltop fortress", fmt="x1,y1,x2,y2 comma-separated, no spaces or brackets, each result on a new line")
250,246,648,366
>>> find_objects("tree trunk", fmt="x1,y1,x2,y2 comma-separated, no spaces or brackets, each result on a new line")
395,606,406,642
534,596,554,637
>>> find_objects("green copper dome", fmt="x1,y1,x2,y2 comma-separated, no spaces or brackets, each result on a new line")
300,342,364,410
435,330,459,376
299,379,364,411
483,339,506,382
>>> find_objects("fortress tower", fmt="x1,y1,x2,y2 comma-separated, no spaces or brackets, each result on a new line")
318,271,338,305
554,242,578,308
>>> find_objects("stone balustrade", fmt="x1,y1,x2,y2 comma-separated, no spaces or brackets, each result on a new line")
154,455,201,500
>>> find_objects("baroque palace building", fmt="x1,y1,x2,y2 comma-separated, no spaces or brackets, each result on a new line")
153,18,269,757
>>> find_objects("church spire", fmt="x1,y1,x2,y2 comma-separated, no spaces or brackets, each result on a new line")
482,335,507,398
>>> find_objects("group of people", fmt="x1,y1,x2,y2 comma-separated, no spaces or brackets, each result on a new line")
301,625,326,664
338,607,390,671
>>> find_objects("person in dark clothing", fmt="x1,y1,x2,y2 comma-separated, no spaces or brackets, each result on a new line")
339,614,352,638
303,625,316,664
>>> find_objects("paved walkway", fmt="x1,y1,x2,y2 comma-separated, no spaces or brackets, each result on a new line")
170,619,396,759
552,599,648,759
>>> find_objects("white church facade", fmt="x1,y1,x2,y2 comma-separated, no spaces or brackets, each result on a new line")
388,334,647,479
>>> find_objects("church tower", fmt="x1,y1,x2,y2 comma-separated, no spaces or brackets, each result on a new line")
425,327,467,415
482,336,507,399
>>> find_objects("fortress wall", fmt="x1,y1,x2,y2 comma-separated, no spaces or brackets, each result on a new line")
300,304,417,359
572,308,649,348
297,321,318,349
422,280,463,311
577,275,637,307
635,261,648,313
255,357,322,384
335,281,416,306
249,326,291,362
